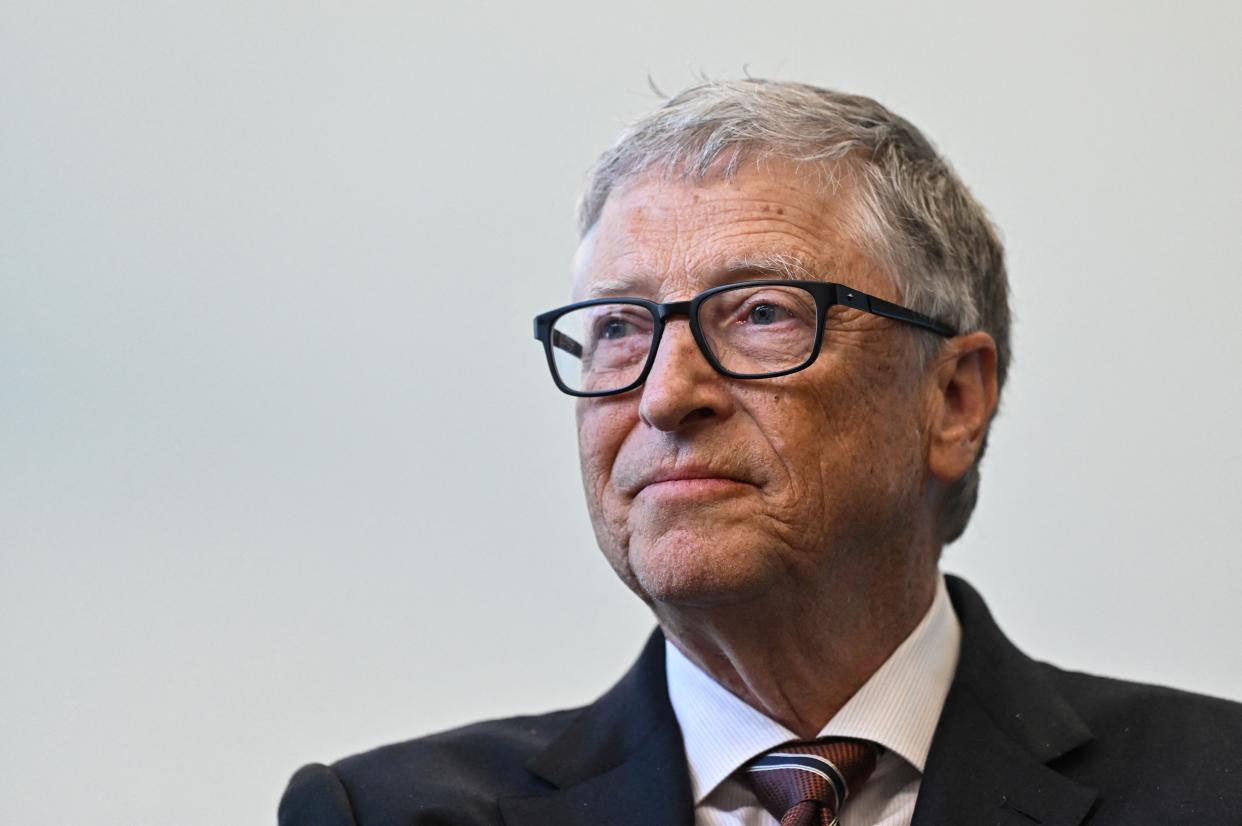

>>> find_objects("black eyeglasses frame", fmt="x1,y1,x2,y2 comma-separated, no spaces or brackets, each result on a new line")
532,279,957,398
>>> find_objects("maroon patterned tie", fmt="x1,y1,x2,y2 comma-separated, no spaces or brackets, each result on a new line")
737,738,879,826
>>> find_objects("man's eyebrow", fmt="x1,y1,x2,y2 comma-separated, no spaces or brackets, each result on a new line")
719,252,818,281
582,275,650,297
579,253,824,299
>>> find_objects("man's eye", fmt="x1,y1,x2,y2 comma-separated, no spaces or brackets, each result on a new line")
601,318,633,339
747,303,790,325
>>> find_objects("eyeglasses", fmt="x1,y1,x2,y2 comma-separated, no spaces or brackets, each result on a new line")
533,280,957,398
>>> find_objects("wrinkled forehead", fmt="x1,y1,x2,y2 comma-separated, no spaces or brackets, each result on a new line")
570,165,877,302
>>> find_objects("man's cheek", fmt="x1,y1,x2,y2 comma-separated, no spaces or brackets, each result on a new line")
575,424,618,516
577,429,608,489
579,407,625,467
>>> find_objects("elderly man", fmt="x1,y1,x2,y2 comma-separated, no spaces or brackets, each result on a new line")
280,80,1242,825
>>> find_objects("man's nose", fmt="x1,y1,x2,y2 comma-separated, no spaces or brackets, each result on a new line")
638,319,735,432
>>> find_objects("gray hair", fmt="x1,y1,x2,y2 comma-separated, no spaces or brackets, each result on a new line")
577,79,1011,546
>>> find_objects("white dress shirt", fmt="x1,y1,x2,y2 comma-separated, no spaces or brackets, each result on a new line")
665,573,961,826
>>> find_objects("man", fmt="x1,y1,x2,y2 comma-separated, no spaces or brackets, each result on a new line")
279,80,1242,825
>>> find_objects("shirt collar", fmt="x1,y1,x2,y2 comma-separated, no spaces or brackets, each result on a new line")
665,573,961,804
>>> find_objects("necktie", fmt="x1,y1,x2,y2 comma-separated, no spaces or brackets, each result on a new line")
738,738,879,826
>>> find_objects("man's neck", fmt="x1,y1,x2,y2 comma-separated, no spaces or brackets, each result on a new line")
654,563,939,739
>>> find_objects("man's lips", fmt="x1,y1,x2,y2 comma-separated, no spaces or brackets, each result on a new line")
628,468,756,496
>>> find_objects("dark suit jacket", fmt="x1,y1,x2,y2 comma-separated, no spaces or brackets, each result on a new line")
279,576,1242,825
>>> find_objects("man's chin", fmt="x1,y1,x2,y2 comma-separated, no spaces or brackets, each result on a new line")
626,527,774,608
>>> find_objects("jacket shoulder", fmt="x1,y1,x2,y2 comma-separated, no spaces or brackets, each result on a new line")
1046,663,1242,750
280,708,581,826
1039,663,1242,814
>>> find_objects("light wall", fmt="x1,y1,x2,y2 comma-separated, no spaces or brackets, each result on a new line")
2,2,1239,824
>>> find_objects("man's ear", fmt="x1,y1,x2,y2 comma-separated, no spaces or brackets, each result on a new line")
927,331,999,483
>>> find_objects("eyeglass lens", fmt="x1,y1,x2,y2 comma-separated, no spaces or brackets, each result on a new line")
549,284,819,394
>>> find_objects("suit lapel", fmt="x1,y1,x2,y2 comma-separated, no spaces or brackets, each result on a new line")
912,577,1098,826
501,577,1100,826
498,630,694,826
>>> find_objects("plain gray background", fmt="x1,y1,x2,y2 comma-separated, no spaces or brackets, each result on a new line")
2,1,1239,824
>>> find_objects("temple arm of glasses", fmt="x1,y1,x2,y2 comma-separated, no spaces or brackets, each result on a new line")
551,329,583,358
836,287,957,337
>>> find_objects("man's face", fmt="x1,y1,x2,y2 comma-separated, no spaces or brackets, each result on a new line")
574,161,936,609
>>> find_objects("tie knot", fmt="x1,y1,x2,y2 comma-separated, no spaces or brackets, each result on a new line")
738,738,879,826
